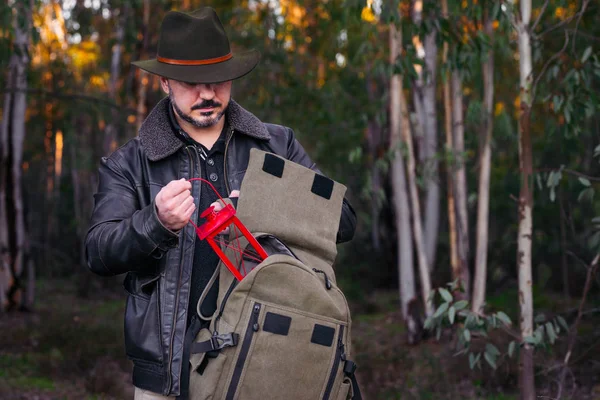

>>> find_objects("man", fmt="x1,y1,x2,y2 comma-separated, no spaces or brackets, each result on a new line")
85,7,356,399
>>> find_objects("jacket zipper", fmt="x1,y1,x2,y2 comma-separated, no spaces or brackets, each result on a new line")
225,302,262,400
166,145,200,394
323,325,345,400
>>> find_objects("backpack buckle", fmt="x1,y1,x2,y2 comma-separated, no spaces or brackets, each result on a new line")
343,360,357,376
210,332,239,350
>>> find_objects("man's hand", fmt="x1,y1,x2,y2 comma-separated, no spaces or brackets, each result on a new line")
210,190,240,213
210,190,240,235
156,178,195,231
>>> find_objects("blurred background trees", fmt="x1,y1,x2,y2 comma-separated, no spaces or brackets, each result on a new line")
1,0,599,398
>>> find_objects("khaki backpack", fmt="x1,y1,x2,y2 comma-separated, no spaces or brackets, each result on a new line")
181,149,361,400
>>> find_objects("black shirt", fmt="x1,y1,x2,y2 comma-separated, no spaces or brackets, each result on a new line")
168,104,229,326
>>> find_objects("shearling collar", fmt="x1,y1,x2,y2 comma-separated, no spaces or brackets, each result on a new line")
139,97,270,161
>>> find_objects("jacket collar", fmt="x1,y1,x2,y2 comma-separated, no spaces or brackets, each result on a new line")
139,97,270,161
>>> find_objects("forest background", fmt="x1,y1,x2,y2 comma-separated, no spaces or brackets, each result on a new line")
1,0,599,399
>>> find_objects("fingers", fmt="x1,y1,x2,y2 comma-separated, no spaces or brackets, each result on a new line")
210,190,240,211
165,178,192,197
210,200,224,213
156,179,195,231
156,180,240,231
181,198,196,221
175,192,196,217
212,191,239,235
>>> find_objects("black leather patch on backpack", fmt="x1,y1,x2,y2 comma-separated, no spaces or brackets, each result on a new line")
310,324,335,347
263,312,292,336
263,153,285,178
311,174,334,199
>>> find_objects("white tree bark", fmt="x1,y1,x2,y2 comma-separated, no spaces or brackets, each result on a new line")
11,15,28,307
512,0,535,397
390,23,420,343
412,0,440,270
422,32,440,271
451,71,470,295
0,0,33,310
400,71,434,317
472,13,495,313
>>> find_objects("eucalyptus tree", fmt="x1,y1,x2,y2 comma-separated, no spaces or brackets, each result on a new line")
473,1,497,313
0,0,35,311
390,19,421,342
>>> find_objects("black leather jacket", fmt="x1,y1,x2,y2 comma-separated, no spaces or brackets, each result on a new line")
85,98,356,396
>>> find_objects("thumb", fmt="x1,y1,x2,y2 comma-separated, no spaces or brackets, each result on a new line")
229,190,240,198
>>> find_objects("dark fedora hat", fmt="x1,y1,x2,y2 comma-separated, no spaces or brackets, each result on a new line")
132,7,260,83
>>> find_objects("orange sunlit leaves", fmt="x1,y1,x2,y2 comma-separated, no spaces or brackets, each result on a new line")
67,40,100,71
361,0,377,23
361,7,377,23
32,4,68,67
514,96,521,117
554,3,577,21
280,0,307,28
90,74,108,88
495,102,505,116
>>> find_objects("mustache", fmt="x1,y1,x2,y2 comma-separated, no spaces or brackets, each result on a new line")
191,100,221,110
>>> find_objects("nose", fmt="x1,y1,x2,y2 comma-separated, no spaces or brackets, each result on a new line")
197,83,216,100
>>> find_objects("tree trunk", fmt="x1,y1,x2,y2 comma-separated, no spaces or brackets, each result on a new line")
422,32,440,271
0,48,13,314
390,23,420,344
366,70,383,252
412,0,440,270
472,12,494,312
451,71,470,295
0,0,33,311
136,0,151,132
103,5,129,155
441,0,459,298
400,66,433,316
514,0,535,397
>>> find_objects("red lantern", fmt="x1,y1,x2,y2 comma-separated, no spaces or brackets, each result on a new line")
188,178,268,281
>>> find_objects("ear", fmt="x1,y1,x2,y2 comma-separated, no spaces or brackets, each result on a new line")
160,77,170,94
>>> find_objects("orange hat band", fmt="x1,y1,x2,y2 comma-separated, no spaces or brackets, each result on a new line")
157,53,232,65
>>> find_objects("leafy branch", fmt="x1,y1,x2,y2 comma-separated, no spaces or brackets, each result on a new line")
424,281,568,371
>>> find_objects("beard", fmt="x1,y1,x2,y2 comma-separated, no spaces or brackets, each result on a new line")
168,88,226,128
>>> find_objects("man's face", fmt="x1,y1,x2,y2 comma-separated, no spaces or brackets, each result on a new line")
161,78,232,128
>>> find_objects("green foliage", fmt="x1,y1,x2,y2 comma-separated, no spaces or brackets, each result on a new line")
424,281,569,371
542,49,600,137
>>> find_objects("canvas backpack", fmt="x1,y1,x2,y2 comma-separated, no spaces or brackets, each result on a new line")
180,149,361,400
